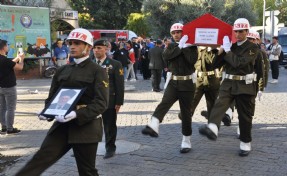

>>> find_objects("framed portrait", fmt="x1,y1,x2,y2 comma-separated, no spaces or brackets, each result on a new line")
40,87,86,119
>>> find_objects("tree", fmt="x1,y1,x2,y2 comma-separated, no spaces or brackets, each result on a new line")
222,0,257,26
0,0,52,7
67,0,142,29
125,13,150,37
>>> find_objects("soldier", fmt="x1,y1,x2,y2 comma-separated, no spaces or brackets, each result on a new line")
16,28,109,176
199,18,264,157
178,46,222,121
142,23,198,153
93,40,125,159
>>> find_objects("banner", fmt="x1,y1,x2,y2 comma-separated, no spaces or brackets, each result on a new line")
0,5,51,58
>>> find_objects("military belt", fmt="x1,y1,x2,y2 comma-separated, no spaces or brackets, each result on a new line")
197,71,215,77
225,73,257,81
171,75,193,80
76,104,87,110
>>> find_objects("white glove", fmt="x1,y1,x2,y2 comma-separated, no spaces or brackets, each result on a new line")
55,111,77,123
257,91,263,101
183,43,192,48
178,35,188,49
222,36,232,52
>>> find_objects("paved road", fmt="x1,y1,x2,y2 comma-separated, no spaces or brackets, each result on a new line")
1,69,287,176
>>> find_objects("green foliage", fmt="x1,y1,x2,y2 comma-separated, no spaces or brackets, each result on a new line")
143,0,228,38
125,13,150,37
222,0,257,26
67,0,142,29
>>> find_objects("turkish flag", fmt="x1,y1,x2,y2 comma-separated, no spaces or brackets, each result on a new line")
182,13,236,45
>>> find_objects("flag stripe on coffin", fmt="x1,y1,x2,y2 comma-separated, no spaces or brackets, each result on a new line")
182,13,236,45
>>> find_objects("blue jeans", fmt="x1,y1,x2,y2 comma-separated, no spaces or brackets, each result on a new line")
0,86,17,131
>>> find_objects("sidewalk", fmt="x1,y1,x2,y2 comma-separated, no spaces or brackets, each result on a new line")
1,70,287,176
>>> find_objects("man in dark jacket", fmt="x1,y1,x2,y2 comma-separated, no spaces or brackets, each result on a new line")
148,39,164,92
142,23,198,154
93,40,125,159
16,28,109,176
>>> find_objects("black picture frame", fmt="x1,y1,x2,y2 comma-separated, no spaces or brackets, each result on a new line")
40,87,86,119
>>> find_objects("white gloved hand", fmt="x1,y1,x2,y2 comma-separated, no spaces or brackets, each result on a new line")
183,43,192,48
178,35,188,49
257,91,263,101
222,36,232,52
55,111,77,123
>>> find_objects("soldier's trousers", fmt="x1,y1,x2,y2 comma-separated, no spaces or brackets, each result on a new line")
15,125,99,176
103,108,117,152
153,83,195,136
191,85,219,120
208,89,256,143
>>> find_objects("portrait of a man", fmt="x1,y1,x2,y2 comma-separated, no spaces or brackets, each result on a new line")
49,89,77,110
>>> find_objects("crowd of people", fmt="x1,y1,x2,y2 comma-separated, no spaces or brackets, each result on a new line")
0,14,285,176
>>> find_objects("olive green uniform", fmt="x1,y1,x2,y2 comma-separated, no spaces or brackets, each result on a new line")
191,48,221,120
209,40,264,143
152,43,198,136
16,58,109,176
98,58,124,153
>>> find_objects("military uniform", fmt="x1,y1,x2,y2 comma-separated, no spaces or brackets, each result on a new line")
152,43,198,136
191,47,221,120
96,57,124,154
208,40,264,143
16,58,109,176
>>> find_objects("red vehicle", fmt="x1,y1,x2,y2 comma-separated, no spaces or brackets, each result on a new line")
89,29,138,42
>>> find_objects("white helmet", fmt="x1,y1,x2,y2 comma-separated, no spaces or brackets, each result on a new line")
247,29,257,39
255,31,260,39
67,28,93,46
170,23,183,33
233,18,250,31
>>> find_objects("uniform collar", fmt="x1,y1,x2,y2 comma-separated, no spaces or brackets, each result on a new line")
74,55,89,64
70,57,92,67
237,39,247,46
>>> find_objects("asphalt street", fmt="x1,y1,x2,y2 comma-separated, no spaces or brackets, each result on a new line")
0,68,287,176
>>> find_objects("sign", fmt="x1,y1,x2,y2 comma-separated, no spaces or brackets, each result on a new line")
116,31,128,42
194,28,219,45
0,5,51,58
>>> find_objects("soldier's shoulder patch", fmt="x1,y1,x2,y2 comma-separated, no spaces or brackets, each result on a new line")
102,80,109,88
119,68,124,75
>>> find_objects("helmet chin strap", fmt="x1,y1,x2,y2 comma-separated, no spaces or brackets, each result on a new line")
81,45,89,57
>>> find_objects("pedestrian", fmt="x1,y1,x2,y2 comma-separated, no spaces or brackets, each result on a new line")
15,28,109,176
148,39,165,92
140,42,151,80
267,36,282,84
126,41,136,81
132,37,141,80
141,23,198,154
0,39,25,134
198,18,264,157
113,42,129,81
93,40,124,159
53,40,70,66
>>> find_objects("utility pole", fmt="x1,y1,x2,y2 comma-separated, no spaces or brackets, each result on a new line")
263,0,266,42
